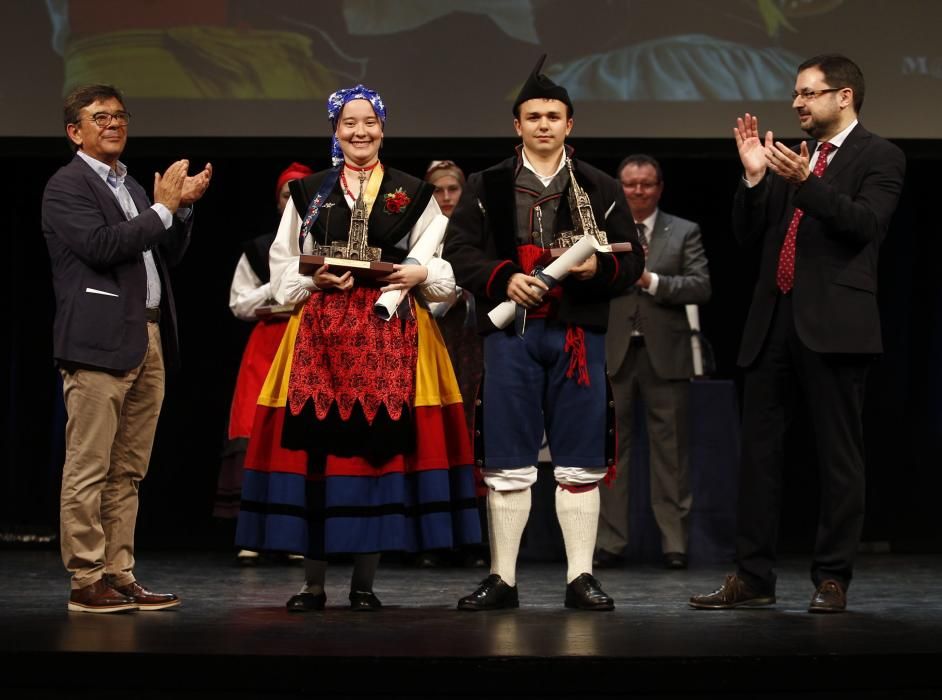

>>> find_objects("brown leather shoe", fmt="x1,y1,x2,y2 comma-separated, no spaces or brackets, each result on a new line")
808,579,846,613
689,574,776,609
109,580,181,611
68,579,138,614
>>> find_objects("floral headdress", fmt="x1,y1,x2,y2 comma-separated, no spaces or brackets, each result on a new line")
326,84,387,167
298,84,388,246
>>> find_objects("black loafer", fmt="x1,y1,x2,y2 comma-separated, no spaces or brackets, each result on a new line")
593,550,626,569
286,591,326,612
457,574,519,611
663,552,688,570
565,573,615,611
349,590,382,611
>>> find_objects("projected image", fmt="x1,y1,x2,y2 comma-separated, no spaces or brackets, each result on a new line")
45,0,817,101
9,0,941,137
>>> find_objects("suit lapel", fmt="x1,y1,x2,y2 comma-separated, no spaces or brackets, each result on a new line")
126,176,151,217
74,156,128,222
646,212,671,270
821,124,868,183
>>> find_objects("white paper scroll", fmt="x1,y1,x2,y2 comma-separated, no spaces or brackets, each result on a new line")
685,304,704,377
487,235,598,330
373,214,449,321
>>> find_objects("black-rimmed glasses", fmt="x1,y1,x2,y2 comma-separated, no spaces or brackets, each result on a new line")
791,88,844,101
81,111,132,128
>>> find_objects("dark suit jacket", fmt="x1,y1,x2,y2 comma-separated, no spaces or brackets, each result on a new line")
444,149,645,334
733,124,905,366
606,211,711,379
42,154,192,372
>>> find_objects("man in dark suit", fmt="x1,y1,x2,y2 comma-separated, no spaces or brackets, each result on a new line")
42,84,211,613
597,155,711,570
690,55,905,613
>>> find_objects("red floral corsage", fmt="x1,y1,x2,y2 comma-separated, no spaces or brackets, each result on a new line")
383,187,411,215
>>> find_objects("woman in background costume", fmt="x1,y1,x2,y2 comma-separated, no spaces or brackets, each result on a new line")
214,163,312,565
236,85,480,611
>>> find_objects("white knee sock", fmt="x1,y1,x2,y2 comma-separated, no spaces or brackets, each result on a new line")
351,553,381,592
487,488,531,587
556,485,600,584
300,558,327,595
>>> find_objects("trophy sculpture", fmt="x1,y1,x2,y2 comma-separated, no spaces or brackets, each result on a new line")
299,170,395,281
535,157,632,266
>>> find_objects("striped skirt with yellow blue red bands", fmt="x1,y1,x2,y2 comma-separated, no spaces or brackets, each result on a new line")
235,296,481,557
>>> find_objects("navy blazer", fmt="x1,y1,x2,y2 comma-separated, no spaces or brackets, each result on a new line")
42,154,191,372
733,124,905,365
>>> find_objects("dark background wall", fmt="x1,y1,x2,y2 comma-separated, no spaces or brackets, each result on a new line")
3,135,941,554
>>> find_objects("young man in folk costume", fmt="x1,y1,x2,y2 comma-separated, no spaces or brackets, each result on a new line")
235,85,481,611
445,57,645,610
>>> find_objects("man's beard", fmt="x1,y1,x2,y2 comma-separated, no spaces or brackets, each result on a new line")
800,113,829,139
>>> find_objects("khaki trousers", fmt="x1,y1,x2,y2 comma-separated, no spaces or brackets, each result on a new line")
59,322,165,589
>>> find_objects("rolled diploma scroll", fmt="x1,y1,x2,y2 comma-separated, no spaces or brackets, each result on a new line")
373,214,448,321
685,304,704,376
487,234,599,330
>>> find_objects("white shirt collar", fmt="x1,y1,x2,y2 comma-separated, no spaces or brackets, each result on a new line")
822,119,858,150
638,209,658,234
521,147,567,185
77,150,128,187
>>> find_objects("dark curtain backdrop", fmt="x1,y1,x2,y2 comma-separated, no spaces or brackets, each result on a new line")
3,136,940,553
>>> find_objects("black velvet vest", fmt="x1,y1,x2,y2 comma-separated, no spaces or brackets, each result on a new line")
289,166,435,264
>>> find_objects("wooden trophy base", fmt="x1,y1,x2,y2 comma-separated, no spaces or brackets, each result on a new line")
255,303,296,320
534,241,633,268
299,255,396,285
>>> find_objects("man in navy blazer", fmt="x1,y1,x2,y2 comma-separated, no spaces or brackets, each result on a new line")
690,55,905,613
42,84,211,613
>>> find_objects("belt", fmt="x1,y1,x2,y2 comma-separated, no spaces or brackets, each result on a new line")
146,307,161,323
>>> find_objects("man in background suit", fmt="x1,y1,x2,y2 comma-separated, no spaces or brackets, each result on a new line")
690,55,905,613
42,84,211,612
597,155,711,570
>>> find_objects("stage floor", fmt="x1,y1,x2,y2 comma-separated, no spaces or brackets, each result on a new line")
3,550,942,698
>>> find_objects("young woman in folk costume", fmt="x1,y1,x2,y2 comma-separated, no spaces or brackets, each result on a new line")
235,85,481,611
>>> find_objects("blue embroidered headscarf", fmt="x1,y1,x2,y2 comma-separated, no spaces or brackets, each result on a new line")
299,84,387,246
327,84,387,167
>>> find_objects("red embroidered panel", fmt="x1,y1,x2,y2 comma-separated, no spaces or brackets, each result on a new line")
288,288,417,423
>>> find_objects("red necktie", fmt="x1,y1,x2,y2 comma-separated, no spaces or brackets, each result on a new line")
775,141,834,294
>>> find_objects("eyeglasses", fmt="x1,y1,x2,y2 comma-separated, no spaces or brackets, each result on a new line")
81,111,132,128
791,88,844,101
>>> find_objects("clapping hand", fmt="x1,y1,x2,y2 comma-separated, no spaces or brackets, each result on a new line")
734,113,773,186
181,162,213,205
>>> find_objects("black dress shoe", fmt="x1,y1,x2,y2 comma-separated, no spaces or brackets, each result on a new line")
663,552,688,570
808,579,846,614
593,550,625,569
565,573,615,611
286,592,326,612
457,574,519,611
688,574,775,609
349,590,382,611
